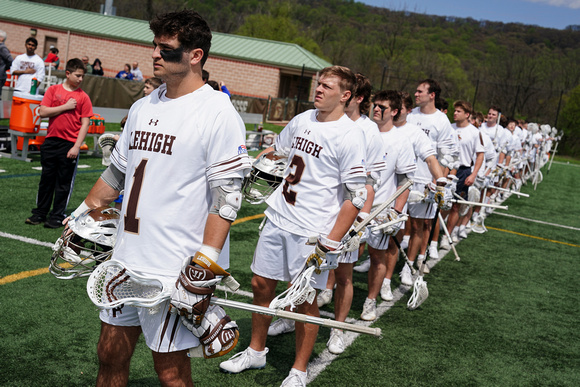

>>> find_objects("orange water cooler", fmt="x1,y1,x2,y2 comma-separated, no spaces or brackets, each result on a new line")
10,91,46,151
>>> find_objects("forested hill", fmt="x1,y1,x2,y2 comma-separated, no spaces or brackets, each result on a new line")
30,0,580,155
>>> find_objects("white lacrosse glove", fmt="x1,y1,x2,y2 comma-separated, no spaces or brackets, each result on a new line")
433,177,448,209
306,236,342,274
439,153,455,169
183,305,239,359
343,212,369,252
381,209,405,236
474,175,485,190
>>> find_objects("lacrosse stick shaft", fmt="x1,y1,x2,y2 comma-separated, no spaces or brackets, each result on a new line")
350,180,413,237
211,297,381,337
390,235,416,275
451,198,508,210
370,214,409,232
547,141,558,174
417,208,440,275
489,186,529,197
437,212,461,261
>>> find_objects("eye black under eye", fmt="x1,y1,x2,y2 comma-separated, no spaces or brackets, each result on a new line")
159,46,184,63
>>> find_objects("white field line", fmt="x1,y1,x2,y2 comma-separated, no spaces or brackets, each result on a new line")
552,161,580,168
493,212,580,231
306,247,452,383
0,231,54,248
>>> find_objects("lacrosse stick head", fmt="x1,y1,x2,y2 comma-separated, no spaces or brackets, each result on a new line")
407,276,428,310
468,186,481,203
87,260,172,310
471,214,487,234
50,207,120,279
269,265,317,310
242,151,287,204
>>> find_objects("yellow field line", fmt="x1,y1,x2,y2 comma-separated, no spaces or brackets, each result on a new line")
487,226,580,248
0,213,266,286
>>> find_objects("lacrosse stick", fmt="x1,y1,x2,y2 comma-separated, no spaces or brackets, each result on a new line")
437,212,461,262
491,185,529,198
451,194,508,210
370,214,409,232
547,139,559,175
391,235,416,275
471,213,487,234
407,208,439,310
274,180,414,310
87,260,381,337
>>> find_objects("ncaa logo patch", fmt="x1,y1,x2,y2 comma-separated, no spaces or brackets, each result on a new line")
238,145,248,154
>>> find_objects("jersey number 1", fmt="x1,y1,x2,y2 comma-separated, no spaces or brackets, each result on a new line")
124,158,148,234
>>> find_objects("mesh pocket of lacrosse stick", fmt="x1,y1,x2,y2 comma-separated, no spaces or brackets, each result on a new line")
407,276,429,310
87,260,172,310
269,266,317,310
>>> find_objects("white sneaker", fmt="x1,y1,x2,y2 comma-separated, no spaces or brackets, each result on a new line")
219,347,268,374
353,258,371,273
327,328,345,354
380,281,393,301
416,259,430,274
466,221,472,231
400,265,413,286
316,289,333,307
451,231,459,244
281,368,307,387
458,227,468,239
360,298,377,321
428,243,439,259
268,318,295,336
439,235,451,250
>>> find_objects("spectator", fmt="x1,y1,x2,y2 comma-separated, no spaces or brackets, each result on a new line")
206,80,219,90
131,61,143,81
220,81,231,98
143,76,163,96
44,47,60,69
115,63,133,80
0,30,13,99
92,58,104,76
10,37,45,94
82,56,93,74
25,58,93,228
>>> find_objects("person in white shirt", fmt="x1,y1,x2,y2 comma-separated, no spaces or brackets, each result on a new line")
131,61,144,81
444,100,484,242
403,79,456,285
67,10,251,386
219,66,367,386
10,37,45,94
360,90,416,321
315,73,386,354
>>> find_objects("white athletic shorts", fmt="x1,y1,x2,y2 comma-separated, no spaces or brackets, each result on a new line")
408,200,437,219
338,248,359,264
100,300,200,353
366,229,390,250
251,219,329,289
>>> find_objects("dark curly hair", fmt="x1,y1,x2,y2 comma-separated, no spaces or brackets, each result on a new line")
150,9,212,67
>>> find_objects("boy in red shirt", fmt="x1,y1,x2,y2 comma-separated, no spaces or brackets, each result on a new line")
26,58,93,228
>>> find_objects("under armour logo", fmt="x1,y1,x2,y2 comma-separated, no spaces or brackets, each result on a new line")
149,119,159,126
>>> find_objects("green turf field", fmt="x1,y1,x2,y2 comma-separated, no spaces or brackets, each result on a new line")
1,149,579,386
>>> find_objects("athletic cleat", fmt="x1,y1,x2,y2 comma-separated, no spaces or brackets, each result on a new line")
360,298,377,321
465,221,472,231
417,259,430,274
25,214,46,225
380,282,394,301
281,368,307,387
458,228,468,239
400,264,413,286
327,328,345,354
267,318,295,336
439,235,451,250
353,258,371,273
316,289,333,307
428,243,439,259
219,347,268,374
451,231,459,244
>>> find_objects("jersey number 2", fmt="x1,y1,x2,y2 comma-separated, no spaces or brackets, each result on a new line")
282,155,305,205
124,158,148,234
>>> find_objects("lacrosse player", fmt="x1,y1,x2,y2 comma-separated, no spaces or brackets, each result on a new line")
219,66,367,386
360,90,416,320
403,79,456,285
443,101,484,243
68,10,251,386
393,91,445,266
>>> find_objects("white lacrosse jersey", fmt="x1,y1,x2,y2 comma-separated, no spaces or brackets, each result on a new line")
265,110,367,237
476,130,497,164
374,128,416,206
452,123,485,168
110,84,251,278
407,108,456,184
393,122,436,163
356,115,386,173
